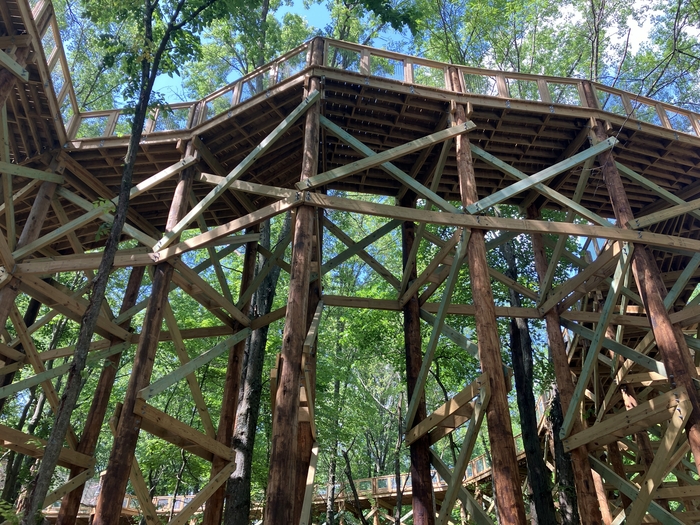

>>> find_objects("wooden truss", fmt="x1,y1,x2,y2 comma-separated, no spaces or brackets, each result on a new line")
2,4,700,523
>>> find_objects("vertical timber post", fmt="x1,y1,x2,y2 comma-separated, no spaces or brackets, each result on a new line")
529,207,603,525
448,66,527,525
56,266,146,525
293,207,323,524
264,36,322,524
582,81,700,473
92,147,196,525
201,227,259,525
400,194,436,525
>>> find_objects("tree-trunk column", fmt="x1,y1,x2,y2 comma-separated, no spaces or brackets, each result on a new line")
400,195,436,525
581,81,700,472
448,67,527,525
93,161,196,525
202,228,258,525
56,265,145,525
293,207,323,524
530,219,604,525
263,37,322,524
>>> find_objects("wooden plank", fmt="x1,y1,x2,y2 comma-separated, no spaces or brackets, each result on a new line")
664,253,700,309
436,385,489,525
199,173,296,200
655,485,700,499
303,301,324,353
323,217,400,290
537,157,594,304
631,196,700,230
12,202,112,260
162,303,216,438
406,373,485,445
322,219,401,275
419,309,479,357
154,90,320,252
430,452,495,525
121,156,198,202
0,423,92,469
466,137,617,214
469,144,610,227
0,342,129,400
563,388,685,453
43,467,94,508
306,193,700,254
168,461,236,525
617,162,700,224
0,49,28,82
400,229,460,307
0,160,64,184
15,250,156,274
299,120,476,191
134,399,233,461
0,105,13,251
319,115,460,213
138,329,250,401
406,230,468,429
154,194,301,261
590,456,685,525
560,243,634,439
624,393,692,524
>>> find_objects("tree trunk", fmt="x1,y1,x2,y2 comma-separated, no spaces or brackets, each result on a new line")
224,215,291,525
500,237,557,525
548,392,580,525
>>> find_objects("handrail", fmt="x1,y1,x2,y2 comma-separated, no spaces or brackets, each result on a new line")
59,36,700,141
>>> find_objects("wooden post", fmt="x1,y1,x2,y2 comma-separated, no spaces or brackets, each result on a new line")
92,159,196,525
56,266,145,525
293,208,322,524
581,81,700,474
0,46,29,110
401,194,436,525
263,37,322,524
200,227,258,525
448,67,527,525
529,213,604,525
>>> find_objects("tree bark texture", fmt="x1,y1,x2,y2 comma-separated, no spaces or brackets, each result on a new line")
92,166,195,525
449,67,527,525
401,195,435,525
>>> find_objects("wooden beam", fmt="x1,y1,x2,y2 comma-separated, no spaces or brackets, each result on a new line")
137,329,250,402
563,387,687,453
237,232,291,309
560,243,634,439
466,138,617,214
322,219,402,275
406,373,485,445
43,467,95,508
0,105,14,251
299,120,476,191
0,160,64,184
319,115,460,213
418,309,478,357
590,455,685,525
0,423,92,469
436,384,489,525
169,461,236,525
469,144,609,227
0,48,28,82
154,194,301,261
430,452,494,525
305,193,700,254
154,90,320,252
298,442,319,525
405,229,468,429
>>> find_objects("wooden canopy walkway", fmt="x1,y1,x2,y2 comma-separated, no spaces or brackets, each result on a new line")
3,0,700,523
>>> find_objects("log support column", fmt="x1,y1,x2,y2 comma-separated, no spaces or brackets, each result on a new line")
56,266,145,525
263,37,322,524
201,228,258,525
581,81,700,474
401,194,435,525
93,152,196,525
448,67,527,525
530,211,604,525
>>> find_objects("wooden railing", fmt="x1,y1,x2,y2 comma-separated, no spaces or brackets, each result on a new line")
59,36,700,141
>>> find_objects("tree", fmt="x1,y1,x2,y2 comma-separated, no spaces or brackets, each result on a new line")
18,0,234,521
